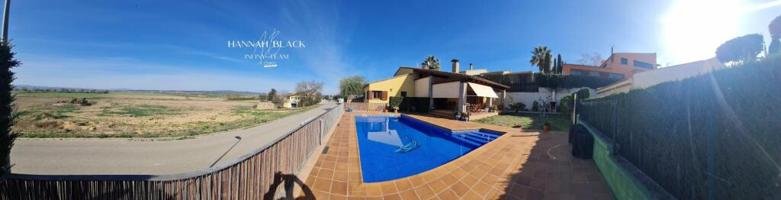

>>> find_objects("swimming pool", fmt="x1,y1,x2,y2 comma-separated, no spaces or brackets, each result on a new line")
354,115,502,182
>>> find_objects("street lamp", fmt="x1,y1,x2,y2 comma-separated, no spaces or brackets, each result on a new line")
1,0,9,43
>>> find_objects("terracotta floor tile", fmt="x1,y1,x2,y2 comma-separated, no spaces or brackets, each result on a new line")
331,181,348,195
333,171,348,182
461,174,480,184
379,182,398,195
450,181,470,197
409,175,427,186
461,190,483,200
436,189,458,200
364,184,382,196
414,184,436,199
398,189,421,200
312,177,332,192
330,194,348,200
382,194,402,200
348,184,366,196
313,191,331,200
320,168,335,179
394,178,413,192
302,112,613,200
440,174,458,184
427,180,448,192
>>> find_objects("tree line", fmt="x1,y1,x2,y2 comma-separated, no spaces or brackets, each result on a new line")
15,88,110,94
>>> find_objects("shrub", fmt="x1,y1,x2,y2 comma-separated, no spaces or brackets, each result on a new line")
509,102,526,113
558,95,574,114
716,34,764,63
531,101,540,112
574,88,590,99
298,96,321,107
388,97,403,110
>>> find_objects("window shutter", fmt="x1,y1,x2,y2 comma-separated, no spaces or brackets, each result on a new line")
382,91,388,100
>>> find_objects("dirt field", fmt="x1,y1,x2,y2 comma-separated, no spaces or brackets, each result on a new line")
14,92,309,138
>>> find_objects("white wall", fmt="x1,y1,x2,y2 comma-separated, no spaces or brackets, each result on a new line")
414,77,430,97
505,87,595,109
432,81,461,98
632,58,724,90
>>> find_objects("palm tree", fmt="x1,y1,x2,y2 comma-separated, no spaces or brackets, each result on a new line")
530,46,552,74
421,55,440,71
769,15,781,55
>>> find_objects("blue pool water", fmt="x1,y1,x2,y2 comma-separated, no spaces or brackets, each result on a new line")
355,115,502,182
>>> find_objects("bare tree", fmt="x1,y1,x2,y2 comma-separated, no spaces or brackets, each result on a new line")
295,81,323,107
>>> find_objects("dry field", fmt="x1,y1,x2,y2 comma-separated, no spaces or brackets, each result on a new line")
14,92,309,138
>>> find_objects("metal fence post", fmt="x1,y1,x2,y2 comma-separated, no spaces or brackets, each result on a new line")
319,119,324,145
573,93,578,125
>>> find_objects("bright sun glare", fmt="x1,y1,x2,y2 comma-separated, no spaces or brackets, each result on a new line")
662,0,743,64
662,0,781,65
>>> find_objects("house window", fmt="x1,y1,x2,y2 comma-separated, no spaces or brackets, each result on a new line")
620,58,628,65
371,91,383,99
400,91,407,97
633,60,654,69
608,73,624,79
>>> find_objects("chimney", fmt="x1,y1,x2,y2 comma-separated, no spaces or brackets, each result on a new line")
451,59,460,73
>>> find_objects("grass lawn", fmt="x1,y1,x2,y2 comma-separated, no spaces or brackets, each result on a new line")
475,112,572,132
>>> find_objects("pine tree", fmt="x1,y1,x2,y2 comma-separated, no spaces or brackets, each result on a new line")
267,88,277,102
0,42,20,175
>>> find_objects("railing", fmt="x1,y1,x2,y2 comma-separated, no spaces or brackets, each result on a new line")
0,104,344,199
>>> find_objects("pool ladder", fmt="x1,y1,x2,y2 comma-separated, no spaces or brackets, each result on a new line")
395,135,419,153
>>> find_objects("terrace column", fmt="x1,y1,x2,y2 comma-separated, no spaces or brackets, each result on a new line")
502,90,507,109
428,77,434,111
457,82,467,113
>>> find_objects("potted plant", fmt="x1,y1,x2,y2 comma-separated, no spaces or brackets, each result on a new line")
543,122,551,133
389,97,403,113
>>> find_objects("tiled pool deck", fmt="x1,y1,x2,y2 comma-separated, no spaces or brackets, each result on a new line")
299,112,612,200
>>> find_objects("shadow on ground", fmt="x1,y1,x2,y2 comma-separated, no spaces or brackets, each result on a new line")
265,172,316,200
497,131,613,200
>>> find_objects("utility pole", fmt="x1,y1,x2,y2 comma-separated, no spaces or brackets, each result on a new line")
1,0,9,43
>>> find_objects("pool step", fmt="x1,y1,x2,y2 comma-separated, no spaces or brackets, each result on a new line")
451,134,483,147
451,131,499,147
458,132,499,144
465,132,499,140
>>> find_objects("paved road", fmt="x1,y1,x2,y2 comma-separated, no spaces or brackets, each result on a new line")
10,102,338,175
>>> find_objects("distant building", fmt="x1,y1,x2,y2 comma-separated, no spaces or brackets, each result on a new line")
563,52,657,81
596,58,725,98
283,95,300,108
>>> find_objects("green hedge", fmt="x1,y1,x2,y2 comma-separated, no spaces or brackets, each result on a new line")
578,56,781,199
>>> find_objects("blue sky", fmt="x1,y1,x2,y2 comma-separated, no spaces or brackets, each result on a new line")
10,0,781,94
